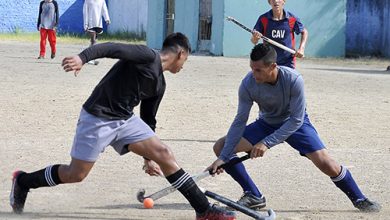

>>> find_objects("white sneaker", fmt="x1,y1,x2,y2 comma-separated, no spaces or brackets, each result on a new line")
87,60,99,65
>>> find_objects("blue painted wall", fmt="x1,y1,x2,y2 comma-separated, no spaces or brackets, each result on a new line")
146,0,165,49
210,0,224,55
174,0,199,52
284,0,346,57
0,0,84,33
222,0,260,56
147,0,200,52
107,0,147,37
59,0,84,33
147,0,347,57
347,0,390,57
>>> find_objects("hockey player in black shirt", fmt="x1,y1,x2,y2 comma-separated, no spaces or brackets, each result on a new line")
10,33,236,220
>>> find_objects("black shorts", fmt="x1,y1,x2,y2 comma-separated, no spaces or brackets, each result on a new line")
87,27,103,34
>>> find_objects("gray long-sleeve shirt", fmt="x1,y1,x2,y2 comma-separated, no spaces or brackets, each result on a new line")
219,66,306,162
37,0,59,30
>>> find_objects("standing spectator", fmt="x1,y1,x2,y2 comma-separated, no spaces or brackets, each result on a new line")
251,0,308,69
37,0,59,59
83,0,110,47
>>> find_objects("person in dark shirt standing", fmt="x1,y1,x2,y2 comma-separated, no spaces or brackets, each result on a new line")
37,0,59,59
9,33,236,220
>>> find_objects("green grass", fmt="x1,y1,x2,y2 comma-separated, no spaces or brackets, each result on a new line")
0,31,145,44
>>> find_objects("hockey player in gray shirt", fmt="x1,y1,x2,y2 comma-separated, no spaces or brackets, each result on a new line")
207,43,381,213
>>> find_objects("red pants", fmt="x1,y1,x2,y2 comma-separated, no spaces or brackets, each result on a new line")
39,28,56,57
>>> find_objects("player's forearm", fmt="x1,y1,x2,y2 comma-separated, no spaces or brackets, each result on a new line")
219,112,249,162
140,95,164,132
78,43,155,64
219,125,246,162
298,28,308,51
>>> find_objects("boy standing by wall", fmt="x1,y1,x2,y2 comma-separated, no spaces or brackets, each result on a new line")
37,0,59,59
251,0,308,69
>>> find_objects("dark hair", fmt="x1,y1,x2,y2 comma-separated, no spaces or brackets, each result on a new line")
250,43,277,65
161,32,191,54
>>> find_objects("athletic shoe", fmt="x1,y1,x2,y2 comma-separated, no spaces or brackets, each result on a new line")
87,60,99,65
353,198,381,212
37,56,44,59
51,53,55,59
235,192,266,210
10,171,29,214
196,204,236,220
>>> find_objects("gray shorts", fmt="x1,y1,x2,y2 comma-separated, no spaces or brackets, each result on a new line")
71,108,155,162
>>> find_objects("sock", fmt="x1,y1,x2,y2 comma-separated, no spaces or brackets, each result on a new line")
331,165,366,202
224,155,263,198
18,165,63,189
166,169,209,214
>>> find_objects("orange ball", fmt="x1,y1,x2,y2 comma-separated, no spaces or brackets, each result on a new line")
143,198,154,209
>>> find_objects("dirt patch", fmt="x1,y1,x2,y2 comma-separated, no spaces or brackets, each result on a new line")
0,41,389,219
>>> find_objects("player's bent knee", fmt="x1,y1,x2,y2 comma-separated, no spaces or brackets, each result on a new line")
213,137,225,156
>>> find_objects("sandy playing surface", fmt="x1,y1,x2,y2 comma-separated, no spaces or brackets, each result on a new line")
0,40,389,220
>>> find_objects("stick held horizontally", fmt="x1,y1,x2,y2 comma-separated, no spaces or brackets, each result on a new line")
226,16,296,55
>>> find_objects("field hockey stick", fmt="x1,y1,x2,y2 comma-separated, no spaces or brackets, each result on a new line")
226,16,297,55
203,189,276,220
136,154,250,203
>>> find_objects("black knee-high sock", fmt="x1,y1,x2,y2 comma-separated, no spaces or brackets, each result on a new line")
18,165,63,189
166,169,209,214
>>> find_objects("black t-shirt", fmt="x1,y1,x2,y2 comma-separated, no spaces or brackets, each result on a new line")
78,42,165,131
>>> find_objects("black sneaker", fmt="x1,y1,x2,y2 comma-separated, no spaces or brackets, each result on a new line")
196,204,236,220
236,192,266,210
353,198,381,212
51,53,55,59
10,171,29,214
37,56,44,59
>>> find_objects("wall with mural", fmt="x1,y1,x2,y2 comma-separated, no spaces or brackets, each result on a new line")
0,0,147,35
2,0,390,58
0,0,84,33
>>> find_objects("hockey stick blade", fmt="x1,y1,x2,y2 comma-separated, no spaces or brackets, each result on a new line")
204,189,276,220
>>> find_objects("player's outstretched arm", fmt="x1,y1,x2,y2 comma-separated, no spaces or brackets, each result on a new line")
62,55,83,77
